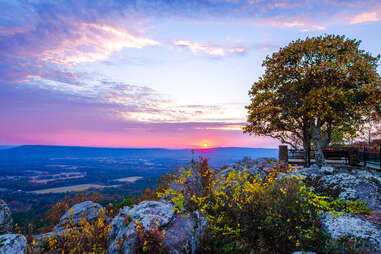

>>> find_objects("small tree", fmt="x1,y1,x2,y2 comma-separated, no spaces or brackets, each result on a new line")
244,35,380,167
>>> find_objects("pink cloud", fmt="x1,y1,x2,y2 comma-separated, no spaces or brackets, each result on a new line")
173,40,247,56
0,123,279,149
349,11,381,24
261,16,326,31
38,23,160,65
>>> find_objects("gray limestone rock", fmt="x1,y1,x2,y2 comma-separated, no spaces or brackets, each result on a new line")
108,200,206,254
0,200,12,234
320,166,335,175
319,172,381,210
108,200,174,254
320,212,381,252
56,201,103,230
162,211,207,254
0,234,27,254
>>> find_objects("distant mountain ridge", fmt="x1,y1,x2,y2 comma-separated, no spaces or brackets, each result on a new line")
0,145,19,150
0,145,278,167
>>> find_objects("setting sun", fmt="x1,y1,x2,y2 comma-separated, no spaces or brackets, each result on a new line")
202,143,208,148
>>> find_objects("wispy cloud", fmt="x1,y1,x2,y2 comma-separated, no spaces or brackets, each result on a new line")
0,81,255,148
0,0,159,83
260,16,326,31
173,40,247,56
195,124,244,131
39,23,160,65
23,75,242,125
349,10,381,24
1,0,379,85
0,0,379,148
135,0,380,29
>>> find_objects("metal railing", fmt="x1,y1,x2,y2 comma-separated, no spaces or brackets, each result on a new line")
286,146,381,170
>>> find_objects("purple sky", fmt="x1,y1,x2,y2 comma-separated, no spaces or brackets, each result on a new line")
0,0,380,148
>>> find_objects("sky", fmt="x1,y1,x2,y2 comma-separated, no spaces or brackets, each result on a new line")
0,0,380,148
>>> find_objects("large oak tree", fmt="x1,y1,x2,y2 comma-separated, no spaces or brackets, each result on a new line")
244,35,380,167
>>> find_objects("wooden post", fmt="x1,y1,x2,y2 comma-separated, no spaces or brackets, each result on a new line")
279,145,288,167
363,146,367,168
348,147,359,166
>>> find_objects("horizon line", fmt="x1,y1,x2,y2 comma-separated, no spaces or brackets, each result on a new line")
0,144,279,150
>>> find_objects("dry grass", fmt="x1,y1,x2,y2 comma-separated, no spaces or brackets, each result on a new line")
28,184,119,194
116,176,143,183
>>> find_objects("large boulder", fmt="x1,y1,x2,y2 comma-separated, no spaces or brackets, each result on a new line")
296,167,381,210
292,164,322,178
319,166,335,175
0,200,12,234
55,201,103,230
319,172,381,210
0,234,27,254
33,201,104,248
162,211,207,254
108,200,174,253
234,157,277,171
217,157,276,179
108,200,207,254
320,212,381,252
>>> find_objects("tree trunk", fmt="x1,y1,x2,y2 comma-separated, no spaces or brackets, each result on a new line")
320,122,332,149
311,119,326,167
302,123,311,167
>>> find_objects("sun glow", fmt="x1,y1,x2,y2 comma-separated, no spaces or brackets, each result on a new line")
202,143,208,148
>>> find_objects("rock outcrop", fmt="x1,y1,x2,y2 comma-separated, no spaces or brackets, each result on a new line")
169,164,203,198
296,166,381,211
108,200,207,254
34,201,104,245
217,157,276,177
56,200,103,230
319,165,335,175
320,212,381,252
216,157,277,183
322,171,380,210
5,157,380,254
162,211,207,254
0,234,27,254
0,200,12,234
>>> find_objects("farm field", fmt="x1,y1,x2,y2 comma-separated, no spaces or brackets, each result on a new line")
28,184,120,194
116,176,143,183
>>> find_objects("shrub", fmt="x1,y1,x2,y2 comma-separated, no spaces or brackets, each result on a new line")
135,220,166,254
118,197,133,208
27,208,110,254
159,165,371,253
328,199,370,215
44,192,104,231
194,170,329,253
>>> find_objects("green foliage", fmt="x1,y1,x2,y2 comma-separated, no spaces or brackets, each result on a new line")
157,188,185,213
328,234,379,254
194,170,329,253
328,199,370,215
244,34,381,156
27,208,111,254
117,198,133,208
156,168,192,213
135,220,167,254
159,165,372,254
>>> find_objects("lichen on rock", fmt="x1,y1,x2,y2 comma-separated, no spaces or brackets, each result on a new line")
0,233,27,254
320,212,381,252
0,200,13,234
108,200,206,254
